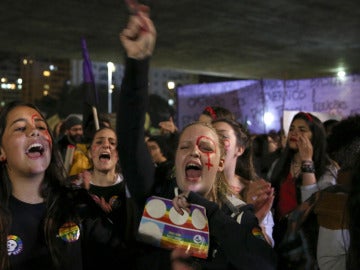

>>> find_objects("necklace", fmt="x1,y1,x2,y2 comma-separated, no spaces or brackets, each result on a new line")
290,160,301,178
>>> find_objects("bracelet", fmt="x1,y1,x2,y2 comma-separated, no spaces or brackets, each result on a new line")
301,160,315,173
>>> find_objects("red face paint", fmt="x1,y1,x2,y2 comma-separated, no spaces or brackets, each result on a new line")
31,113,38,124
43,129,52,149
31,113,52,148
196,135,216,170
91,143,101,155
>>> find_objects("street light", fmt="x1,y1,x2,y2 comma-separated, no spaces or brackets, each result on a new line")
107,62,116,113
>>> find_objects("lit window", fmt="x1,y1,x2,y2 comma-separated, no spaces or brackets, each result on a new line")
43,71,51,77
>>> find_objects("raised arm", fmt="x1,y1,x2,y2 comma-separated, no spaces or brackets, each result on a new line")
116,9,156,207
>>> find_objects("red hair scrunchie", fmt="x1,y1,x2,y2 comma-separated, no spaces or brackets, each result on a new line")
300,112,313,122
204,106,217,120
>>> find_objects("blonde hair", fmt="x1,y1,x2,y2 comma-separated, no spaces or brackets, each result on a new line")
178,121,231,205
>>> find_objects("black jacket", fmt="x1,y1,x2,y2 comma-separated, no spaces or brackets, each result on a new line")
117,57,277,270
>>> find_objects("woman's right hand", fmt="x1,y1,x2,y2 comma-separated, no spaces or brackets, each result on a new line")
159,116,178,134
172,191,191,216
171,248,197,270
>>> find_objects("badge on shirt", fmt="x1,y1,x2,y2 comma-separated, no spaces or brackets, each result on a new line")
252,227,266,242
7,235,23,255
109,195,121,209
57,222,80,242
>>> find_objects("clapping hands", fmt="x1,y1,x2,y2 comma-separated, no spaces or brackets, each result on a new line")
245,179,274,223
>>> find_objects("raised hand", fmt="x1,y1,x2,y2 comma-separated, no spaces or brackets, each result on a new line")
120,5,156,59
159,116,178,134
297,134,313,161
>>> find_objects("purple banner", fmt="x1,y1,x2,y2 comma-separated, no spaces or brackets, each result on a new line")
176,75,360,134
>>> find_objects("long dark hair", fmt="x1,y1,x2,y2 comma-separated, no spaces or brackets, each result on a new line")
269,112,332,187
0,101,74,269
347,154,360,270
89,126,122,173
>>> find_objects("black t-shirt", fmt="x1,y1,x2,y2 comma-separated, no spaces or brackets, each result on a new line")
84,180,137,270
8,196,83,270
89,180,125,206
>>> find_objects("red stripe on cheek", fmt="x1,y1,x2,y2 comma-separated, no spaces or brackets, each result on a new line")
91,144,100,153
205,152,214,170
196,135,216,171
31,114,52,148
31,114,38,124
44,130,52,149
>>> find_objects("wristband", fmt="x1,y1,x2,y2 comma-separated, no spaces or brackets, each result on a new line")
301,160,315,173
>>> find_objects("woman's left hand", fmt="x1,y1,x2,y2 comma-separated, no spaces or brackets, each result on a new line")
245,179,272,212
71,170,91,190
254,188,274,223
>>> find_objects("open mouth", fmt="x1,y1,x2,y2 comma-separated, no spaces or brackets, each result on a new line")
26,143,45,158
99,153,111,161
185,163,202,181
